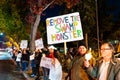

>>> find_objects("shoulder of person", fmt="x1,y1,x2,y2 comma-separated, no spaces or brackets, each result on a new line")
114,58,120,65
116,58,120,61
113,58,120,75
113,57,120,62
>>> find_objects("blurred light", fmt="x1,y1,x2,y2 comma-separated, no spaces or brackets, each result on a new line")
0,33,4,41
0,33,3,36
0,33,3,35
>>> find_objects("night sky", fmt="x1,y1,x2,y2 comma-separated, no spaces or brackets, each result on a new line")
41,4,64,22
41,0,120,23
103,0,120,21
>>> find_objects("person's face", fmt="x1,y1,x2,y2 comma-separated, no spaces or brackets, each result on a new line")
49,48,54,53
78,46,87,55
100,44,113,58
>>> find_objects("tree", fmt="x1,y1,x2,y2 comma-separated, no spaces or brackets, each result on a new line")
0,0,29,45
98,0,120,42
25,0,81,52
59,0,97,48
0,0,99,50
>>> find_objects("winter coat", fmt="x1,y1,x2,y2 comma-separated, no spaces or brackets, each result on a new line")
87,57,120,80
70,54,95,80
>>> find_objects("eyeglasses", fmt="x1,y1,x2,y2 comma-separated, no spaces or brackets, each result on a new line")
100,48,111,51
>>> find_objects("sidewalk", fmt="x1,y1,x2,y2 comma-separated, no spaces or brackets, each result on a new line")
22,70,35,80
22,68,68,80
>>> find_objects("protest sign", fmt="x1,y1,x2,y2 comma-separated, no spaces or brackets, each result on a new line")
20,40,28,49
46,12,84,44
30,53,35,60
35,38,44,50
40,57,52,69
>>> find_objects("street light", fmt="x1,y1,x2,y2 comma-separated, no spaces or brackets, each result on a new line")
0,33,4,41
0,33,3,36
95,0,100,53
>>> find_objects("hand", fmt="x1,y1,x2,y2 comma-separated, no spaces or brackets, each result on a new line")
84,60,90,68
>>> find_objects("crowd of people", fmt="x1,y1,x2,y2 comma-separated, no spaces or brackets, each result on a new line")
7,45,62,80
6,42,120,80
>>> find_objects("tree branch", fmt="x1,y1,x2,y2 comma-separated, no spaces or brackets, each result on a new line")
43,0,55,11
38,0,43,6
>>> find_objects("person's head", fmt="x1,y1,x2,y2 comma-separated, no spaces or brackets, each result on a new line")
100,43,115,59
48,45,56,53
35,49,42,52
78,44,87,55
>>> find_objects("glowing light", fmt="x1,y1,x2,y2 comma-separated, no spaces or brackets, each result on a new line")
85,50,92,61
0,33,3,35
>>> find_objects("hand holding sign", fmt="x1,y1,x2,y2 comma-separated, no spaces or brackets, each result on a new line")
85,48,92,61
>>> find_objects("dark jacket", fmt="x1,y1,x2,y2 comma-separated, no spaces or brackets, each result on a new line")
34,51,42,65
87,57,120,80
70,54,95,80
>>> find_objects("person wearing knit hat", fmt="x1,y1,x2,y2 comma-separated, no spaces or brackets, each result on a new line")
66,41,96,80
78,41,87,48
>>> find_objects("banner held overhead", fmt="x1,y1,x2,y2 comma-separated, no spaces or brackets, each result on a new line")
46,12,84,44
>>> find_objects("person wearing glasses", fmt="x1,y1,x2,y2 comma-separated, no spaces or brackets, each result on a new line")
84,42,120,80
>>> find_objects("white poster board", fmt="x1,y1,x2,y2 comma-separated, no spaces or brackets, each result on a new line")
46,12,84,44
35,38,44,50
20,40,28,49
40,57,52,69
30,53,35,60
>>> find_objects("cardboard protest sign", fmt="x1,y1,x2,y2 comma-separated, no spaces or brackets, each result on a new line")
40,57,52,69
30,53,35,60
46,12,84,44
20,40,28,49
35,38,44,50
